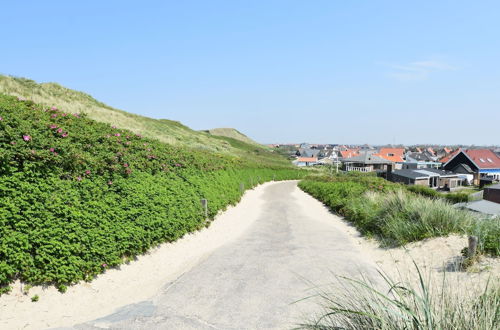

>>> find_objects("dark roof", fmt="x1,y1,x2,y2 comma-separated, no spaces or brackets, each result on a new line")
455,200,500,216
485,183,500,190
391,168,459,180
391,169,426,179
298,148,320,158
406,152,435,162
452,163,474,174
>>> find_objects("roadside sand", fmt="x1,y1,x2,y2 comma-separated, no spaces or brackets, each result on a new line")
0,181,275,330
302,191,500,292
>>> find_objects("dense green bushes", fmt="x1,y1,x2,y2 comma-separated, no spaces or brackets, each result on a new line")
406,184,470,203
0,94,303,293
299,174,499,255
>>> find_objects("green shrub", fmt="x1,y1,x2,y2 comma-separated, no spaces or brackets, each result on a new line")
0,94,305,293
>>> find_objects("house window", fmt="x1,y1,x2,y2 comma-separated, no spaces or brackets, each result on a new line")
487,158,493,163
479,158,485,163
388,153,395,156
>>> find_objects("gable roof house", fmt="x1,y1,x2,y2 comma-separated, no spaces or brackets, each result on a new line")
443,149,500,185
403,152,442,169
342,151,392,173
297,148,321,158
389,168,462,190
293,157,318,167
373,148,405,169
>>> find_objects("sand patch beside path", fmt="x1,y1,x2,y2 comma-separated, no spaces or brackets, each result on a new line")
0,181,277,330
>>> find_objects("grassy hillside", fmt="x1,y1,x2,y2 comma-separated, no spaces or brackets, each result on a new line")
0,94,303,294
203,128,262,146
0,75,283,167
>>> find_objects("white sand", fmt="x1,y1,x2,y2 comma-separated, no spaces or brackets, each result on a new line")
0,182,274,330
314,199,500,292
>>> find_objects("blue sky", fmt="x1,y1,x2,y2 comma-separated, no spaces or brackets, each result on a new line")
1,1,499,145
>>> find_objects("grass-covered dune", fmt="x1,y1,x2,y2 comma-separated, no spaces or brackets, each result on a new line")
0,94,303,294
0,75,279,164
299,173,499,255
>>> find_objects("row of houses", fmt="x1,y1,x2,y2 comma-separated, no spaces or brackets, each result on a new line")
290,144,500,189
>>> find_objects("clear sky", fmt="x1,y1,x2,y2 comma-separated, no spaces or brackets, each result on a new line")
1,1,499,145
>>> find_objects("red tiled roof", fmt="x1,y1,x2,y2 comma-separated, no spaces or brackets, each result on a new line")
444,147,452,154
297,157,318,162
427,147,435,156
464,149,500,169
374,148,405,162
339,149,359,158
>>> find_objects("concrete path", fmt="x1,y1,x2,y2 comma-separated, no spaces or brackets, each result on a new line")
69,181,378,330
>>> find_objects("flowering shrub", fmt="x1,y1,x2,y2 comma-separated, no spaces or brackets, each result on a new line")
0,94,304,293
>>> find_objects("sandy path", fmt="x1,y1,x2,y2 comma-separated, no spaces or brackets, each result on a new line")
66,181,379,330
0,181,278,330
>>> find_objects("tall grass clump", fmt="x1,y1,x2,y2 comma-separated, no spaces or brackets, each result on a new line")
297,265,500,330
299,175,499,255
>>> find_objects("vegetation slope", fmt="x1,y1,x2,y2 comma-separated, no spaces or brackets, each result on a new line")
0,75,281,166
0,93,302,294
203,128,262,147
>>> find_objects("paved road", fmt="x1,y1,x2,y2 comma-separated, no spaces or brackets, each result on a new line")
69,181,378,330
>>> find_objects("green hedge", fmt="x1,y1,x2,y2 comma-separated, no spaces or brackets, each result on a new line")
299,175,499,255
0,94,304,293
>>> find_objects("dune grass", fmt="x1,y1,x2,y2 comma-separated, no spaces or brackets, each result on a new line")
299,175,500,255
0,75,286,167
297,263,500,330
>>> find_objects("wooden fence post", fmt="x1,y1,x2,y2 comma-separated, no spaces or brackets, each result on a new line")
200,199,208,220
468,236,478,257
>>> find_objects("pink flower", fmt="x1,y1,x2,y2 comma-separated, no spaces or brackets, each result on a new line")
76,176,82,181
61,113,67,117
51,114,58,118
175,163,182,167
23,135,31,141
50,124,58,129
57,128,63,133
85,170,91,175
72,113,80,118
107,181,113,185
102,263,108,268
49,148,55,152
53,152,58,156
114,133,121,137
0,117,3,121
61,132,68,138
10,141,16,145
125,168,132,175
123,163,129,168
51,106,58,111
112,126,117,129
